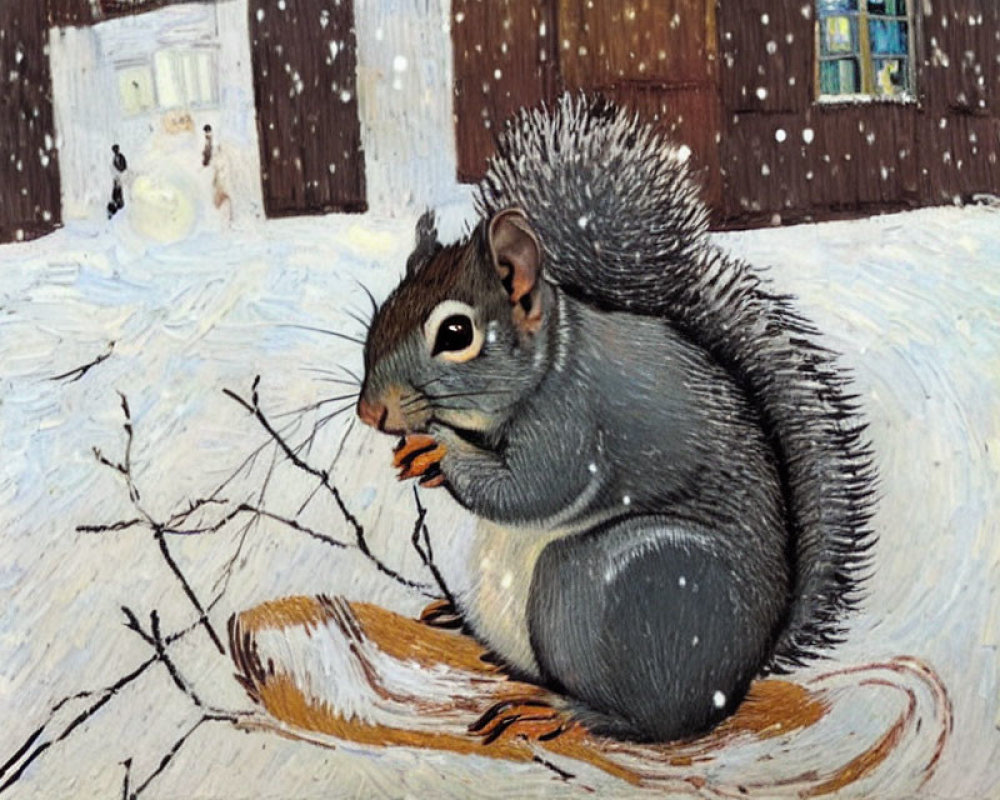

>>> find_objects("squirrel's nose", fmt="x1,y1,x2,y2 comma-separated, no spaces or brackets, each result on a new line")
357,397,388,430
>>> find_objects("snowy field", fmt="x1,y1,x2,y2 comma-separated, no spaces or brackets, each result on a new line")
1,203,999,798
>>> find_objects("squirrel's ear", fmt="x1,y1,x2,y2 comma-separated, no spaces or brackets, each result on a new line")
488,208,540,306
406,209,439,277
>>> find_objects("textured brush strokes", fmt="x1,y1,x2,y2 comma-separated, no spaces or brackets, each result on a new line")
476,94,878,673
248,0,367,215
0,0,62,242
2,207,999,798
0,2,998,799
229,595,951,795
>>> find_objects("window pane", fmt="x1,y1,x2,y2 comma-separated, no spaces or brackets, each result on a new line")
820,58,860,94
821,16,858,56
154,50,184,108
873,58,908,95
154,48,219,108
869,19,907,55
867,0,907,15
195,52,216,105
117,65,156,115
818,0,859,12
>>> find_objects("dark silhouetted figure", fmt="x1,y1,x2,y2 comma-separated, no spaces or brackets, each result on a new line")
107,144,127,219
202,124,213,167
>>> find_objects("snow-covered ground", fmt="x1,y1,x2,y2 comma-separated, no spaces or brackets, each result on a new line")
1,203,998,798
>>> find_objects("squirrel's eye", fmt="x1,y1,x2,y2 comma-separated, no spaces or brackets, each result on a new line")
424,300,484,363
432,315,473,355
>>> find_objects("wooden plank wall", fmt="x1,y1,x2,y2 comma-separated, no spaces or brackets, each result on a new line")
48,0,213,26
451,1,558,183
556,0,721,208
717,0,999,227
248,0,367,215
918,0,1000,204
1,0,62,243
451,0,721,208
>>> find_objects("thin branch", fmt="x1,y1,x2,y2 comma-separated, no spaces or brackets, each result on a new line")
290,402,356,460
295,416,356,516
150,611,202,707
78,518,145,534
49,341,115,383
0,656,159,795
410,485,456,606
121,758,132,800
211,435,283,596
118,392,140,503
83,395,228,654
121,606,155,647
153,528,225,654
224,382,432,595
164,503,351,551
165,497,229,529
210,512,258,597
128,713,240,799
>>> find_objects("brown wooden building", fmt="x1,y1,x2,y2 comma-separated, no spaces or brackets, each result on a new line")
2,0,997,244
2,0,366,244
453,0,1000,227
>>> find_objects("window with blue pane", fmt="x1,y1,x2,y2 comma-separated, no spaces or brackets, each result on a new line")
816,0,913,98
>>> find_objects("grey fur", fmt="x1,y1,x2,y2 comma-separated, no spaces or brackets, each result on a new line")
477,94,877,670
529,519,772,741
359,95,876,742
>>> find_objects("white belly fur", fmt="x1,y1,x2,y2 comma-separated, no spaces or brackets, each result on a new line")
459,518,569,679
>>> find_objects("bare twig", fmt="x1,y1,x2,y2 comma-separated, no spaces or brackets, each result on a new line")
153,528,225,654
77,518,145,534
410,485,456,607
6,372,458,796
128,713,240,799
166,497,229,529
49,341,115,383
163,502,350,550
150,610,202,707
0,656,159,795
81,394,225,653
223,380,432,595
121,758,132,800
295,416,357,516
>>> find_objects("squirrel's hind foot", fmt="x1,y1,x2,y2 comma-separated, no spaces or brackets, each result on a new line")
470,696,579,745
418,597,463,629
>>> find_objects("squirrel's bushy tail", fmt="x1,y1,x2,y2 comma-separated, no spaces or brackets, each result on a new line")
476,94,878,669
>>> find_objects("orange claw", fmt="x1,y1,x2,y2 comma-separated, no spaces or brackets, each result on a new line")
392,434,437,467
392,434,447,482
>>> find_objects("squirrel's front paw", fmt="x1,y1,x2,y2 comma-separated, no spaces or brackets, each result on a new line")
393,434,447,487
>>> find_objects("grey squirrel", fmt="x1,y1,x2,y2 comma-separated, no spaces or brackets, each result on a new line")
356,95,876,743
